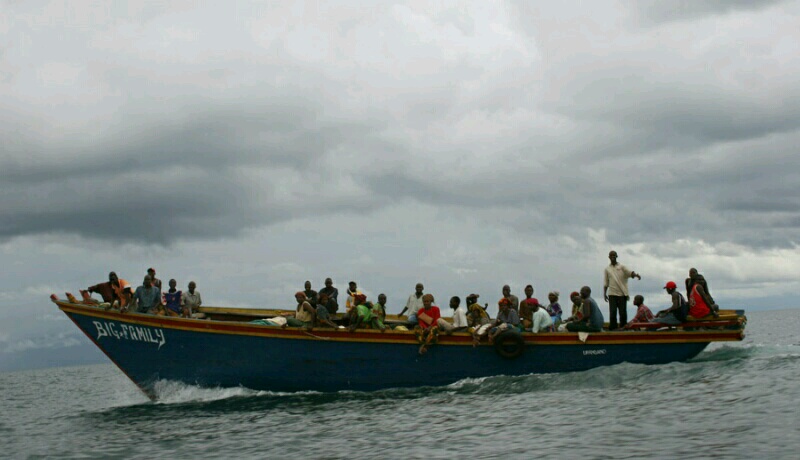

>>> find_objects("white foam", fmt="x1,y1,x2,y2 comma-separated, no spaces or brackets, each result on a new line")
150,380,322,404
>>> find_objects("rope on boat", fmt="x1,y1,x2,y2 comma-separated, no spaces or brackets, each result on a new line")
304,331,331,340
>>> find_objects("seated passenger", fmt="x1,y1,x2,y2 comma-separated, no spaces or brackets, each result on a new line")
688,274,717,318
316,292,338,316
502,285,520,311
488,298,521,344
345,281,362,313
107,272,132,310
546,291,563,328
652,281,688,326
373,294,388,324
162,279,186,317
182,281,204,318
519,297,536,330
147,267,162,290
468,295,492,346
83,273,120,304
286,292,316,329
319,277,339,305
303,280,318,306
566,286,604,332
530,299,553,333
131,275,162,314
624,295,654,328
415,293,440,354
400,283,425,326
685,268,718,316
314,293,340,329
349,294,386,332
558,291,583,331
437,296,469,334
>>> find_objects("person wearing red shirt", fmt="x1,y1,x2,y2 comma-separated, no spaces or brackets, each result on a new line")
416,293,441,355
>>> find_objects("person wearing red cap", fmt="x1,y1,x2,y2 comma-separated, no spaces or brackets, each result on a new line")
652,281,688,326
146,268,162,290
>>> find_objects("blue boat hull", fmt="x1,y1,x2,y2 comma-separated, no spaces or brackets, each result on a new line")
56,303,745,398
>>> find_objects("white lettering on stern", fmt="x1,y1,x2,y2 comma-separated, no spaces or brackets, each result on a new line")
93,320,166,350
583,349,607,356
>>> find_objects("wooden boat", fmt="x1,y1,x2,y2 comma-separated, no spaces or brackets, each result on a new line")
51,297,746,400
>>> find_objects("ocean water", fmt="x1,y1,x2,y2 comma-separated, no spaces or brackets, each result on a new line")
2,310,798,459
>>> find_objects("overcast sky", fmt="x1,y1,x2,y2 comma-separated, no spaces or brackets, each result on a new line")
2,0,799,370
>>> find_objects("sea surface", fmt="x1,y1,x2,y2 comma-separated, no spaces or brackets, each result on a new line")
2,310,798,459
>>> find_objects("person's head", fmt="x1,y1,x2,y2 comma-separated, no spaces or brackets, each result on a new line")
295,291,307,303
325,277,333,288
524,298,539,312
689,268,698,279
524,285,534,298
109,271,118,283
570,291,581,305
580,286,591,299
378,293,387,305
304,280,312,290
498,297,510,311
634,294,644,306
319,292,329,304
188,281,196,292
449,296,460,309
548,291,559,303
349,281,357,291
502,285,511,297
354,293,367,306
663,280,677,294
148,267,156,277
466,293,479,305
415,283,424,295
143,275,152,287
609,251,618,265
169,279,177,289
422,293,434,308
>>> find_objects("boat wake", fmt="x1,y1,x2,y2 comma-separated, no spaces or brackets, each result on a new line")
119,342,778,406
148,380,322,405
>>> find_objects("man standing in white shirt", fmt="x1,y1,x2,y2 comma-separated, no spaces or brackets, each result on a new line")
603,250,641,330
437,296,468,334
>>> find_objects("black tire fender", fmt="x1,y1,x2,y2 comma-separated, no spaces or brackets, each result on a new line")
494,330,525,359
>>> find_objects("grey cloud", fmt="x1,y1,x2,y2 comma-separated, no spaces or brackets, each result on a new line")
0,98,387,244
626,0,789,25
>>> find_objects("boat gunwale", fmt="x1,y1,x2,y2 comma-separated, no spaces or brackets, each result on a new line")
56,301,746,346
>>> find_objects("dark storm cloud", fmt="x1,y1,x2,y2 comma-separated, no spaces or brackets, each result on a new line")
0,99,386,244
627,0,789,25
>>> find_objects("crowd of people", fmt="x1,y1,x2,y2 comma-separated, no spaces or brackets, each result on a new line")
70,268,204,318
67,251,721,355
